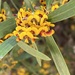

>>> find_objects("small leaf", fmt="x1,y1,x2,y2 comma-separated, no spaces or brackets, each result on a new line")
0,36,17,60
24,0,34,11
0,18,16,38
17,41,50,61
3,2,14,18
46,36,70,75
48,0,75,23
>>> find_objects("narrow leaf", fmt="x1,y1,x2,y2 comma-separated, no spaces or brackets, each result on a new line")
10,0,19,11
48,0,75,23
0,18,16,38
46,0,53,10
17,41,50,60
0,0,1,11
32,42,42,66
3,2,14,18
46,36,70,75
24,0,34,11
21,61,38,75
29,0,39,4
0,36,17,60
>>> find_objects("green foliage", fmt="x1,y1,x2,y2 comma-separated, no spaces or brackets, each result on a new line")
0,0,1,11
17,41,50,61
48,0,75,23
46,0,53,10
3,2,14,18
1,0,75,75
46,36,70,75
24,0,34,11
0,36,17,60
0,18,16,38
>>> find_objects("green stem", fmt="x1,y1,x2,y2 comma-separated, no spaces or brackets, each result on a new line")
10,0,19,11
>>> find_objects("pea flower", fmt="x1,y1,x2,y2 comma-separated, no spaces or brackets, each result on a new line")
13,7,55,43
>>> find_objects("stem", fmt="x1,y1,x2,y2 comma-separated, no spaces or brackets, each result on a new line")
10,0,19,11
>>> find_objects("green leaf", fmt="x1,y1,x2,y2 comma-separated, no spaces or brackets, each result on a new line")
15,52,32,60
46,0,53,10
10,0,19,11
3,2,14,18
21,61,39,75
0,18,16,38
45,36,70,75
32,42,42,66
0,36,17,60
17,41,50,61
0,0,1,11
24,0,34,11
29,0,39,4
48,0,75,23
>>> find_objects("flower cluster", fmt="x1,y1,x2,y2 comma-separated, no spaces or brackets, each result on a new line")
13,8,55,43
0,9,6,22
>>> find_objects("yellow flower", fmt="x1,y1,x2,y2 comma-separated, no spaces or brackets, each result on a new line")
51,4,59,11
39,68,49,75
1,9,6,15
40,14,48,25
13,31,21,41
21,20,32,27
39,26,49,37
0,9,6,22
43,62,50,69
40,0,46,7
11,61,18,64
17,67,29,75
35,10,45,17
15,7,55,43
46,29,55,36
0,40,3,43
62,0,68,5
2,64,10,68
16,26,25,32
19,32,37,43
27,27,39,35
4,33,13,39
27,14,40,24
17,67,25,75
0,14,3,22
41,21,55,27
71,24,75,30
